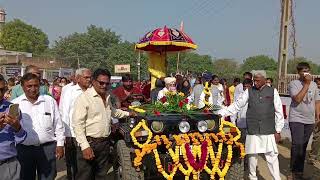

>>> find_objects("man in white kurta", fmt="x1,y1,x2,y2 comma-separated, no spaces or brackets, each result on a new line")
218,70,284,180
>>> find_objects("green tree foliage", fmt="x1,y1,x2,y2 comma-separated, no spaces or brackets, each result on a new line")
287,57,320,74
0,19,49,54
53,25,121,70
213,59,240,81
167,52,214,75
241,55,277,72
105,42,148,79
53,25,150,79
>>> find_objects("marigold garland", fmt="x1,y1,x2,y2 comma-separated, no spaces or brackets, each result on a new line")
203,82,212,106
130,120,153,149
129,105,146,113
130,119,246,180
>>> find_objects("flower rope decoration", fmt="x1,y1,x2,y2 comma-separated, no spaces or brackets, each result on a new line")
129,105,146,113
129,119,246,180
203,82,212,107
130,119,153,149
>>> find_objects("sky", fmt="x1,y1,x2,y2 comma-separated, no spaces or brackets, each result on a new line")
0,0,319,63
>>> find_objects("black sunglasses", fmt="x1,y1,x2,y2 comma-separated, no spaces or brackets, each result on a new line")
96,80,110,86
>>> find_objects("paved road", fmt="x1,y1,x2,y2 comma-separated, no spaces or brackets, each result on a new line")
55,142,320,180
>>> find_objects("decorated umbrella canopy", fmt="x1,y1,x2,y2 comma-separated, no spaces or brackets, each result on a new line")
135,26,197,52
135,26,197,89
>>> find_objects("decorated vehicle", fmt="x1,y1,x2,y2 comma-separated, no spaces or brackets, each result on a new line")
113,26,245,180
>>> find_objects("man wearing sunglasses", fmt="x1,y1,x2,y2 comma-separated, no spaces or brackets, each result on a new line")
72,68,136,180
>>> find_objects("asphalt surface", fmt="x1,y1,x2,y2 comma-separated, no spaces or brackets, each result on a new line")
55,141,320,180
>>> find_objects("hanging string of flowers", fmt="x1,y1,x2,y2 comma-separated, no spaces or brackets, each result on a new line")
130,119,153,149
129,119,246,180
203,82,212,107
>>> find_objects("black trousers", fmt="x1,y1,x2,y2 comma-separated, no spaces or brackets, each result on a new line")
65,137,78,180
17,142,57,180
289,122,315,173
76,139,110,180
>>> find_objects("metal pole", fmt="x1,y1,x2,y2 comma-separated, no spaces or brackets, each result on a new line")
137,51,141,81
176,52,180,73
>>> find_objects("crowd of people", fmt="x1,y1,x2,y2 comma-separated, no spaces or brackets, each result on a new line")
0,62,319,180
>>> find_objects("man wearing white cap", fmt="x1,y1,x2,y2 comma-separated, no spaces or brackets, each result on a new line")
218,70,284,180
157,77,176,100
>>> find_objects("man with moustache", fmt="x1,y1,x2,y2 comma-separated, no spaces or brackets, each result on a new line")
12,73,65,180
112,74,142,109
72,69,136,180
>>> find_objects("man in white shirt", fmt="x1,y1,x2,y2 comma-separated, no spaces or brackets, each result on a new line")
190,73,212,108
12,73,65,180
218,70,284,180
59,68,91,180
231,72,253,123
59,74,77,106
231,78,253,144
233,72,253,102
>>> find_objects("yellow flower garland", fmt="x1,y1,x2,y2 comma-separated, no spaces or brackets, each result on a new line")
129,119,246,180
129,105,146,113
130,120,153,149
153,148,179,180
203,82,212,106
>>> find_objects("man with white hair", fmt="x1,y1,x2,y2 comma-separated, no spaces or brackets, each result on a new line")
59,68,92,180
157,77,176,100
218,70,284,180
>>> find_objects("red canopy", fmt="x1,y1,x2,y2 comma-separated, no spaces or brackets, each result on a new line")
135,26,197,52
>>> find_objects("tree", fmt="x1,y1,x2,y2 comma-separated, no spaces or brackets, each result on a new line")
105,41,148,79
241,55,277,72
0,19,49,54
166,52,214,75
287,57,320,74
52,25,121,70
212,59,240,81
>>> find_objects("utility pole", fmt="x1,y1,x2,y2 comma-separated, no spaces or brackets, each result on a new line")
277,0,292,94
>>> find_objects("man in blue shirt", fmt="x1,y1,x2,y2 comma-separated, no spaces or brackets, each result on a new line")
0,74,27,180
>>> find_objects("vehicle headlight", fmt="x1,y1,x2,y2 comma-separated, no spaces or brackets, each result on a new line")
130,118,135,124
197,120,208,132
206,120,216,131
151,121,164,133
179,121,190,133
129,118,135,128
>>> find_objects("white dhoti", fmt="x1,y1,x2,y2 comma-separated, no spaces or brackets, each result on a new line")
218,89,285,180
246,134,281,180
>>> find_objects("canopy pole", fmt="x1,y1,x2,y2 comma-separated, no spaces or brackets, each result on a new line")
176,52,180,73
137,51,141,81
